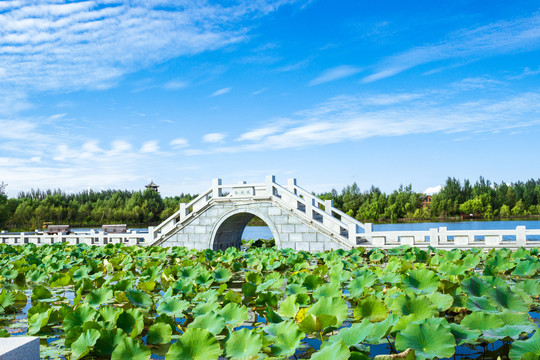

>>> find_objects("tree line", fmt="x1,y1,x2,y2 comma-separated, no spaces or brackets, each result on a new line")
318,176,540,222
1,177,540,231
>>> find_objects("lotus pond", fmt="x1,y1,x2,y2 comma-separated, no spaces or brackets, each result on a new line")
0,243,539,360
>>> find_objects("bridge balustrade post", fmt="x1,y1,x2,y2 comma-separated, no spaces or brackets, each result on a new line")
147,226,155,245
516,226,526,247
179,203,187,221
212,178,222,198
438,227,448,244
324,200,333,214
348,223,356,244
266,175,276,196
429,228,439,247
287,178,297,194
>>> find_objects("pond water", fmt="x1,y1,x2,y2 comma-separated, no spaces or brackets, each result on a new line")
242,220,540,241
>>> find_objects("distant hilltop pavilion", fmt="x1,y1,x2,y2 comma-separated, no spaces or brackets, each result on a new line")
145,180,159,192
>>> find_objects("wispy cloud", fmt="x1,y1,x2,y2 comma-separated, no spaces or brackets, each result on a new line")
163,80,188,90
309,65,362,85
211,87,232,97
509,66,540,80
185,89,540,154
170,138,189,149
140,140,159,154
203,133,227,143
0,1,295,92
363,14,540,82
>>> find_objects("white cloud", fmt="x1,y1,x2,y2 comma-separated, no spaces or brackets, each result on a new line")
309,65,362,85
203,133,227,143
163,80,188,90
210,87,232,97
363,14,540,82
0,1,295,92
140,140,159,154
424,185,442,195
170,138,189,148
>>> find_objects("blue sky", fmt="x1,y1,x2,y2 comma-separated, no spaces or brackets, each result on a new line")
1,0,539,197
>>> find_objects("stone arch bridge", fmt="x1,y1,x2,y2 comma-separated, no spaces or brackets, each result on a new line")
148,176,370,251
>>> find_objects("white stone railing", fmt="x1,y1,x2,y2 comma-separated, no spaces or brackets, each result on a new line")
0,229,149,246
364,226,540,249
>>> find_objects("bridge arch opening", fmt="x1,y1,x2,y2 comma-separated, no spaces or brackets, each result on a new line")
210,210,279,251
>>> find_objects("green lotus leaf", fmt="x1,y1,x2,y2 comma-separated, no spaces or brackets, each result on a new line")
111,337,151,360
84,287,114,308
370,251,385,262
192,301,219,316
389,293,438,319
147,322,172,344
71,329,100,360
31,284,53,301
194,271,214,288
64,305,98,332
50,273,71,288
27,269,47,283
509,330,540,360
313,282,341,300
487,284,530,312
438,262,468,276
303,274,325,290
285,284,308,295
402,269,440,294
516,279,540,297
125,289,153,310
0,329,9,337
460,276,489,297
427,292,453,312
278,295,300,318
328,319,374,346
225,327,263,360
137,280,156,292
483,325,533,341
165,328,221,360
116,309,145,338
353,295,389,322
0,290,15,314
449,323,481,346
212,267,232,283
511,260,539,277
499,311,536,328
299,313,323,333
28,308,53,334
188,311,226,335
307,296,348,328
312,339,350,360
219,302,248,328
72,267,90,282
465,295,499,313
98,306,122,329
245,271,263,285
365,313,400,343
94,329,127,357
178,266,199,280
461,312,505,331
374,348,415,360
462,254,481,268
395,323,456,360
264,320,304,357
157,297,189,317
347,273,378,298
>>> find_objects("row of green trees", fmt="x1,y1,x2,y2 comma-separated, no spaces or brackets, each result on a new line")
1,177,540,230
317,177,540,222
0,185,196,231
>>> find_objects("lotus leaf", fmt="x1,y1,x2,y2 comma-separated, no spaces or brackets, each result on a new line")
31,284,53,301
312,339,350,360
225,328,263,360
461,312,505,331
28,308,53,334
157,297,189,317
147,322,172,344
307,296,348,328
94,329,127,356
395,323,456,360
348,273,378,298
71,329,100,360
465,295,499,313
64,305,98,332
219,302,249,328
116,309,145,338
449,323,481,346
165,328,221,360
264,320,305,357
98,306,122,328
460,276,489,297
0,290,15,314
427,292,453,311
278,295,300,318
328,320,374,346
188,311,226,335
85,286,114,308
125,289,153,309
111,337,151,360
192,301,219,316
402,269,440,294
511,260,539,277
516,279,540,297
509,330,540,360
313,282,341,300
487,284,530,312
354,295,389,322
212,267,232,283
389,293,438,318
